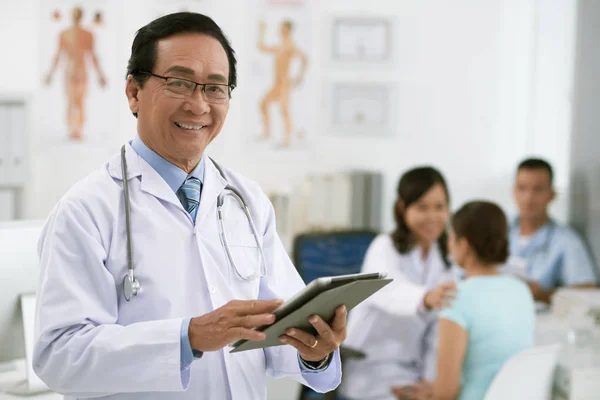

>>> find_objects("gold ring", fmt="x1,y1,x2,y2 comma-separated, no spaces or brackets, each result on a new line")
310,339,318,349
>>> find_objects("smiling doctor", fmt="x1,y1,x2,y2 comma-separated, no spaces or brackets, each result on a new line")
33,12,344,400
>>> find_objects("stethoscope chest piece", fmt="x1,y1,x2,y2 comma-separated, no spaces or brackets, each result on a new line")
123,273,140,302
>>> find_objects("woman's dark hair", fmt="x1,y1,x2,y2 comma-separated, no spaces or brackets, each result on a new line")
125,12,237,116
391,166,451,267
451,201,509,265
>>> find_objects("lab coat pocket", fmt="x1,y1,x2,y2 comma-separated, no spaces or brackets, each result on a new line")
225,233,262,298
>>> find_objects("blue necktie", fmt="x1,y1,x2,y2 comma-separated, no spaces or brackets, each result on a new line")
178,177,202,221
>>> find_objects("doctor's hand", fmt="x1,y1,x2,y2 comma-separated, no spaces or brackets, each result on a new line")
188,299,283,352
423,281,457,310
391,380,434,400
279,305,347,362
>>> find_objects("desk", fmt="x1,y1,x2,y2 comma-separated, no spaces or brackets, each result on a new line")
535,313,600,400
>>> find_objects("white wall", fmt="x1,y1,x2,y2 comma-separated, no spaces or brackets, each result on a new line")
0,0,577,232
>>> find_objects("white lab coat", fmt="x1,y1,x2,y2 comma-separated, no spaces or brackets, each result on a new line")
33,143,341,400
338,235,458,400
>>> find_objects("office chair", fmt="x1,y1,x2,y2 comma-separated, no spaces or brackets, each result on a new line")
483,344,561,400
293,230,378,284
292,230,378,400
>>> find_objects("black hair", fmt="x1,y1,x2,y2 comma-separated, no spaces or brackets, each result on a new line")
451,201,509,265
391,166,451,267
517,158,553,184
125,12,237,117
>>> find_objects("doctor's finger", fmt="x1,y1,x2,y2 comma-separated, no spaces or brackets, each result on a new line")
309,315,338,345
284,327,316,348
391,386,418,400
331,305,347,333
237,313,276,328
228,326,267,342
278,334,308,352
442,290,456,299
230,299,284,315
440,281,457,290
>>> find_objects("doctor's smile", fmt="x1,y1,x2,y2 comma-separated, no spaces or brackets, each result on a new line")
174,122,207,131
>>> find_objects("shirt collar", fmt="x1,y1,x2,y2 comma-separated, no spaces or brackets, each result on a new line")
510,216,553,234
131,135,205,193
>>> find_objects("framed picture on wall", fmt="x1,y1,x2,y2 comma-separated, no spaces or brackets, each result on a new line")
331,17,393,63
326,82,396,137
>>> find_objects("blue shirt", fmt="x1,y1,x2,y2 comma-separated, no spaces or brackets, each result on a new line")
439,275,535,400
508,219,598,289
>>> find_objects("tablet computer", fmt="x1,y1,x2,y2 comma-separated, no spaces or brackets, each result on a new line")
229,272,392,353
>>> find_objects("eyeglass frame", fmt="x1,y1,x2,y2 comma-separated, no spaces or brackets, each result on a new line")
137,71,235,103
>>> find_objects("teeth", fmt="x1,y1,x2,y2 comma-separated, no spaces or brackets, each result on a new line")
176,122,205,130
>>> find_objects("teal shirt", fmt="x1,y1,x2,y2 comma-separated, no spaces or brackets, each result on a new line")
439,275,535,400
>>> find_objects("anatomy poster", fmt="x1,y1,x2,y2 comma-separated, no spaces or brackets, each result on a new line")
37,0,118,148
244,0,313,154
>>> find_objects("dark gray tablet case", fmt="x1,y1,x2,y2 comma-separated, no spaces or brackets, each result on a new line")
230,277,392,353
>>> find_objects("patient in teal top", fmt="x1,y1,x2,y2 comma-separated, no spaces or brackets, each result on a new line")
433,201,535,400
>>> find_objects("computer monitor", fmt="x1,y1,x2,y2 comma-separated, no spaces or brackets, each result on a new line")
0,219,45,363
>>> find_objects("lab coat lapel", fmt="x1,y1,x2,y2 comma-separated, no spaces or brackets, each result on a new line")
406,243,442,286
425,244,444,286
108,142,185,209
195,157,228,226
407,247,424,283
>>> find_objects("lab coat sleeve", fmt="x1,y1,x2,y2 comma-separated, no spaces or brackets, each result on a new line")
360,237,428,316
257,196,341,393
420,318,439,382
33,199,187,397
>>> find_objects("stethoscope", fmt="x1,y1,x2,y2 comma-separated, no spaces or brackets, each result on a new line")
120,144,267,301
513,219,557,274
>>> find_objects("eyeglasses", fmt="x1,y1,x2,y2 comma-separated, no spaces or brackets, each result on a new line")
139,71,233,104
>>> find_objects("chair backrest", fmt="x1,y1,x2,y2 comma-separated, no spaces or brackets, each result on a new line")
483,344,562,400
292,230,378,284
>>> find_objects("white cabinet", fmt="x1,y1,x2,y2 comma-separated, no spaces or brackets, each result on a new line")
0,94,30,220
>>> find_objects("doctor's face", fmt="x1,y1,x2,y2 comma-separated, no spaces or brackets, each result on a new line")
404,183,449,246
126,33,230,172
514,168,554,220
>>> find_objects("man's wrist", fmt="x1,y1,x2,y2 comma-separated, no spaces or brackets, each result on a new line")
188,317,204,358
299,353,332,371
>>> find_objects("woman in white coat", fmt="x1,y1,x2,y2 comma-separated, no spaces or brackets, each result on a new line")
339,167,458,400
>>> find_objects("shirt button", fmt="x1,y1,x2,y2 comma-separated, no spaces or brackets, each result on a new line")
209,285,216,294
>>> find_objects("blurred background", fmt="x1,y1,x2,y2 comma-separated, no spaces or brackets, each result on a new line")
1,0,597,246
1,0,600,399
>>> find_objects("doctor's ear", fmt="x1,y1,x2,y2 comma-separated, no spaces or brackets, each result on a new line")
125,75,141,115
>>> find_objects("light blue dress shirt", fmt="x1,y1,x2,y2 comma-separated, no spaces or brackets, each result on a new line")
131,136,332,376
508,218,598,289
439,275,535,400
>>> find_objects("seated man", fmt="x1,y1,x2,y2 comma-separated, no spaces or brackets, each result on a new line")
508,158,598,304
